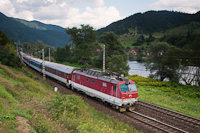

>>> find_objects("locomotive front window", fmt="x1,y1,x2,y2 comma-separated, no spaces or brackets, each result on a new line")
119,85,129,92
128,84,137,91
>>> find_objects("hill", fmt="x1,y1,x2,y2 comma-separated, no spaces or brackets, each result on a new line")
98,10,200,35
0,12,70,47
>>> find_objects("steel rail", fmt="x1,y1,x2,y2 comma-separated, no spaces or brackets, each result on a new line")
129,111,188,133
137,100,200,126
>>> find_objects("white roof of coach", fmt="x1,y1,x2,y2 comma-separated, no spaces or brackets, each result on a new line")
30,57,43,64
44,61,76,74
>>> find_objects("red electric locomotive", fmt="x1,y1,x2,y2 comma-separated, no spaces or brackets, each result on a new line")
71,68,138,112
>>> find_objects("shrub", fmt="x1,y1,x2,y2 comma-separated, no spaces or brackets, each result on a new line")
31,114,49,133
127,75,168,87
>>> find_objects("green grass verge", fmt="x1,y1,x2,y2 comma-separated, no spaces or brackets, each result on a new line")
127,75,200,119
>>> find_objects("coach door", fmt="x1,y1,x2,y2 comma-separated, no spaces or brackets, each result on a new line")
112,85,117,103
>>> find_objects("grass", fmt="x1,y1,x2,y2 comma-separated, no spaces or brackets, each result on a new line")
0,64,140,132
50,92,139,132
137,85,200,118
128,75,200,119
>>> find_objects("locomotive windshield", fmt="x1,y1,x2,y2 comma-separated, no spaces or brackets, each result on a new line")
128,84,137,91
119,85,129,92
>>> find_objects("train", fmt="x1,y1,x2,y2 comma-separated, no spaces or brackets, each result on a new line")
20,52,138,112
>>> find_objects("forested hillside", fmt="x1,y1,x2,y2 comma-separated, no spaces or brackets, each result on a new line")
0,12,70,47
98,10,200,35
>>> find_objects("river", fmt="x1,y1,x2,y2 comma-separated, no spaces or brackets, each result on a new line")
128,61,150,77
128,61,199,86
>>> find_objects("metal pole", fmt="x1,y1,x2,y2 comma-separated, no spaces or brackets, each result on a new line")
16,45,19,57
42,49,46,80
49,48,50,62
103,45,105,72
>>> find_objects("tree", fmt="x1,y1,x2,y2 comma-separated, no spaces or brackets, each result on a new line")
100,32,129,74
66,25,97,64
54,45,71,62
146,42,183,81
0,31,21,67
100,32,125,57
146,42,170,81
107,53,129,74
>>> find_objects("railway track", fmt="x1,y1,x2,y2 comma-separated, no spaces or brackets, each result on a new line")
136,100,200,132
26,67,199,132
125,111,188,133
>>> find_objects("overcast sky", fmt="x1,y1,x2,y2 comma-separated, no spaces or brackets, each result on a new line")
1,0,200,29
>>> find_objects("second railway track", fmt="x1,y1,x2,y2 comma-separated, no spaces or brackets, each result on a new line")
136,100,200,133
125,111,188,133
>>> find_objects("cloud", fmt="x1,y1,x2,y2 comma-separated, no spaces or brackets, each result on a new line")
0,0,122,29
0,0,15,16
65,6,123,29
150,0,200,13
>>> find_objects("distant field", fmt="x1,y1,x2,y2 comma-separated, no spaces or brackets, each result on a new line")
119,21,200,49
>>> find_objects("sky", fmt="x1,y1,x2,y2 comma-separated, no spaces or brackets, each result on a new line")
0,0,200,29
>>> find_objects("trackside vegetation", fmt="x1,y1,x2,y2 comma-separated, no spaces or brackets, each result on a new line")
0,64,139,132
127,75,200,118
50,93,138,132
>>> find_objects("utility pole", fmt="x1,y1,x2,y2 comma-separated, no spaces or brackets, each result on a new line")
16,44,19,57
103,45,105,72
42,49,46,80
21,48,23,61
49,48,50,62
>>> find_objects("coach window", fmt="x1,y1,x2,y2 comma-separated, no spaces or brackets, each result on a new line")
77,75,80,79
62,73,64,77
86,78,89,82
59,72,61,76
56,71,58,75
67,75,69,79
92,80,95,84
103,82,107,87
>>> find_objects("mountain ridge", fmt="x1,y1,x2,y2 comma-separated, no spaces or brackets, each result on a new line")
97,10,200,35
0,12,70,47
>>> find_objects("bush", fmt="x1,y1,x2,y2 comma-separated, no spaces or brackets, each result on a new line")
31,114,49,133
127,75,168,87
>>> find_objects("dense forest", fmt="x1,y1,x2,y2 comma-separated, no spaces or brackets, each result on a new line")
98,10,200,35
